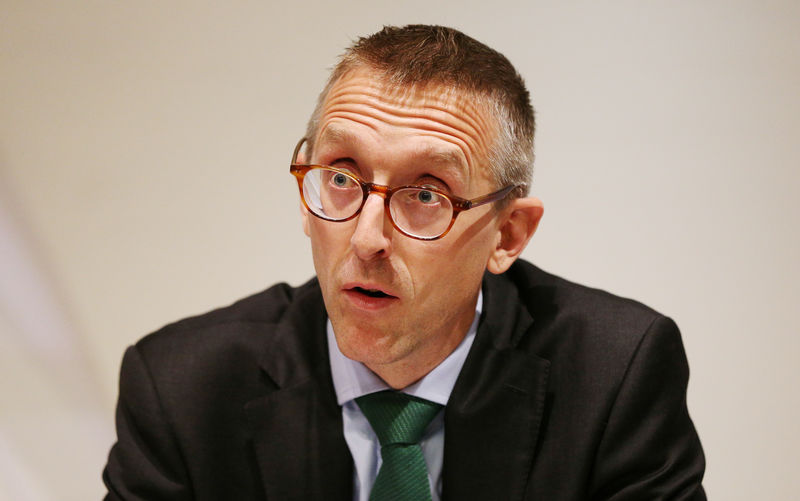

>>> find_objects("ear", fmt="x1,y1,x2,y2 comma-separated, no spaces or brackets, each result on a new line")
486,197,544,274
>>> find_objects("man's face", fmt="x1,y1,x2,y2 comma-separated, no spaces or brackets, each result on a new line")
302,67,507,387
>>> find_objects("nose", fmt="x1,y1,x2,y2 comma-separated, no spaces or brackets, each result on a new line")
350,192,392,260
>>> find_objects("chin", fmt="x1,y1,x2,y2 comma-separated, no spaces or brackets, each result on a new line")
334,326,403,366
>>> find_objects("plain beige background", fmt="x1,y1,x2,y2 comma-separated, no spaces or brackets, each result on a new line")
1,0,798,499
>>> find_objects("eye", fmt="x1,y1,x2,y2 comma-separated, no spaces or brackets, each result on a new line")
418,189,436,204
413,188,444,205
323,168,358,189
332,173,349,187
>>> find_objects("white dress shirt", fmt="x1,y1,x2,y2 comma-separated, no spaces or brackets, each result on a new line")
327,292,482,501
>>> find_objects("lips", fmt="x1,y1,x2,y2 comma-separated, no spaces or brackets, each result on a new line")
352,286,391,298
342,282,398,310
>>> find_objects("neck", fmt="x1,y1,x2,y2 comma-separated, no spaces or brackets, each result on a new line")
366,327,468,389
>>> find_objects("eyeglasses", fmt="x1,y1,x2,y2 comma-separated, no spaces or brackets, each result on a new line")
290,138,521,240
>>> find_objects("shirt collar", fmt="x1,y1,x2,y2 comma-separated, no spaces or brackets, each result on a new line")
327,290,482,407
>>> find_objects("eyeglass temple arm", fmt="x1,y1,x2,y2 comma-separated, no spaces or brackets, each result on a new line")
465,184,525,209
292,137,308,164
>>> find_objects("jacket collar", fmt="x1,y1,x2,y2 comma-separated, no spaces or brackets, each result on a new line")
244,267,551,501
243,280,353,501
442,269,551,501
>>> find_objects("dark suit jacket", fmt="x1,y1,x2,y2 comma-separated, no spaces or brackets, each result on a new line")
103,260,705,500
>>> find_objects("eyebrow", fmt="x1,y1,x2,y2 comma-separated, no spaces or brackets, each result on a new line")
316,126,362,152
416,146,465,169
316,126,469,185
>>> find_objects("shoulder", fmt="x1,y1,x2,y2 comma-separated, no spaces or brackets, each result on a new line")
112,276,327,440
125,277,324,386
138,278,318,345
505,259,662,327
504,259,667,342
485,261,705,497
148,278,316,334
494,259,681,379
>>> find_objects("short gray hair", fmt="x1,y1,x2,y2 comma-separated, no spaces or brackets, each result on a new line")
304,25,535,203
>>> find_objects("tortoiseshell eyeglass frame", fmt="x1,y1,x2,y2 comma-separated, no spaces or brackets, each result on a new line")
289,137,523,241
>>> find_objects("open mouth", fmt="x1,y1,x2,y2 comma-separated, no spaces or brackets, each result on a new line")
353,286,391,298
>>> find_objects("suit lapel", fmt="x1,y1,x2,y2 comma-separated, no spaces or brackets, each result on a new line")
244,381,352,500
442,272,550,501
240,269,551,500
243,283,353,501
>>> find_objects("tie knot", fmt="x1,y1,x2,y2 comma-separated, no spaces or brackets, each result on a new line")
355,391,443,446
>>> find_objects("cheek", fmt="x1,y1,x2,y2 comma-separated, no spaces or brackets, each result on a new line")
416,220,498,293
307,221,333,271
308,219,354,273
410,239,488,297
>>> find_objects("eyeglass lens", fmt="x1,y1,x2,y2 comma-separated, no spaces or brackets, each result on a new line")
302,167,454,239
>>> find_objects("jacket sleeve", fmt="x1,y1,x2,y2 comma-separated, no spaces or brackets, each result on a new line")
103,345,192,500
589,316,706,500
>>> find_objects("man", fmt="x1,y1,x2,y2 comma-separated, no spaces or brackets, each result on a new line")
104,25,705,500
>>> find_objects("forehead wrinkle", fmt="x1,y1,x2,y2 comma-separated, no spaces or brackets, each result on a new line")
321,98,489,180
395,94,494,156
318,71,498,188
317,119,469,186
319,117,467,168
381,100,490,168
326,89,491,157
329,82,491,146
326,76,491,141
322,111,477,185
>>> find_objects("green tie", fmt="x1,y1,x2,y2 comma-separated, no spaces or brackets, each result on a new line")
355,390,443,501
